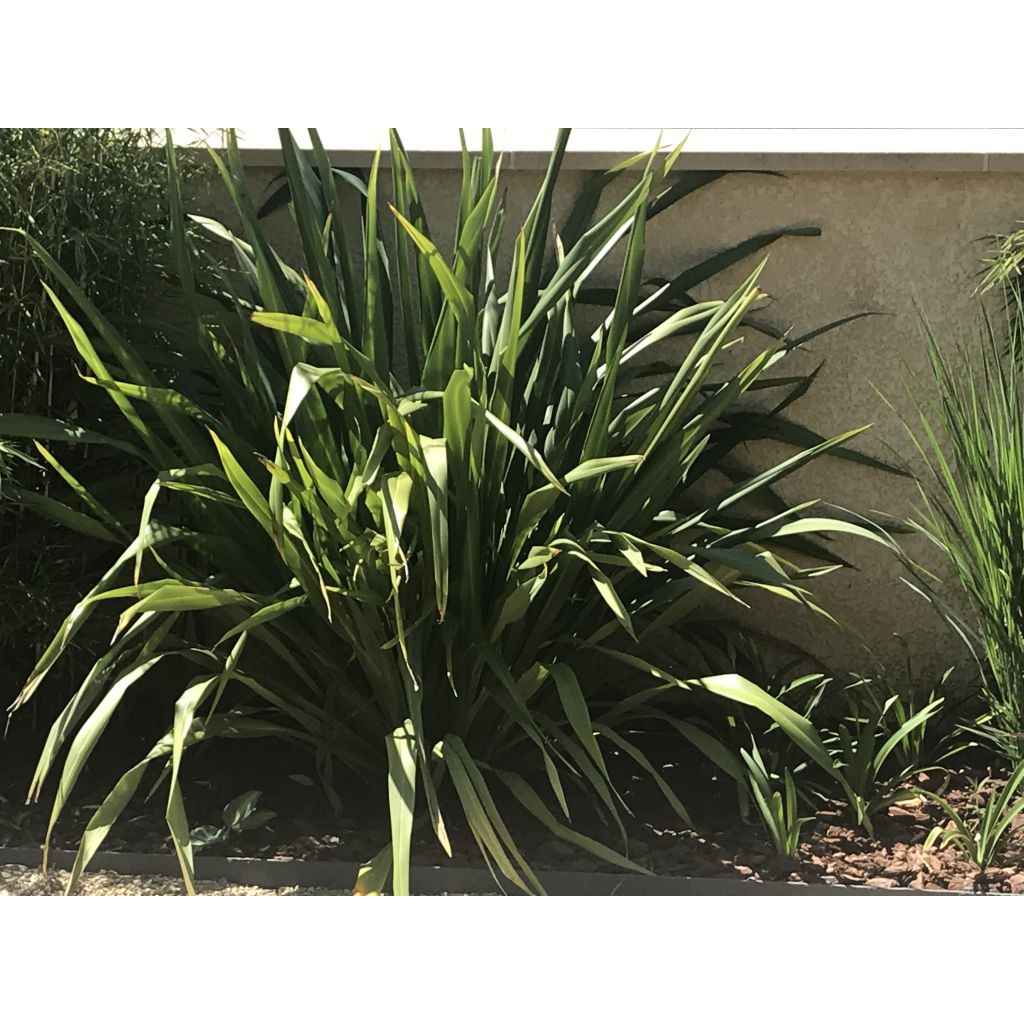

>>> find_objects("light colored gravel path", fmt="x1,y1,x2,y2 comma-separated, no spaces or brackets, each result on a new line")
0,864,352,896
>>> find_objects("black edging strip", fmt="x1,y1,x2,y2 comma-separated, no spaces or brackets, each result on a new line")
0,845,976,895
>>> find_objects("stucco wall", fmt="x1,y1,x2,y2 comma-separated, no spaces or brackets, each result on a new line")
214,162,1024,688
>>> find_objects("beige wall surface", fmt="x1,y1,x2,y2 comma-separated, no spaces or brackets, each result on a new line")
213,163,1024,689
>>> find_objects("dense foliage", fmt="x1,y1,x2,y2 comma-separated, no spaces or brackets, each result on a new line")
1,129,897,894
898,308,1024,760
0,128,203,661
978,222,1024,335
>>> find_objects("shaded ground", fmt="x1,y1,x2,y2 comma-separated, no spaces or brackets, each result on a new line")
3,728,1023,894
634,769,1024,894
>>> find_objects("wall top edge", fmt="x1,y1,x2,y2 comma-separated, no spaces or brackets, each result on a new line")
169,129,1024,173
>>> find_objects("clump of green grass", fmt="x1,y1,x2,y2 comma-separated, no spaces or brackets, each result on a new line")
896,305,1024,759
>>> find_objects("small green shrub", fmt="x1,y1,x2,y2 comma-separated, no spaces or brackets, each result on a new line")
740,741,811,858
920,761,1024,872
824,679,944,832
678,656,947,838
676,646,828,822
190,790,276,851
2,129,888,895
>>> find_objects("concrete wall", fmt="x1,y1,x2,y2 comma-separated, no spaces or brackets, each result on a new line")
219,161,1024,688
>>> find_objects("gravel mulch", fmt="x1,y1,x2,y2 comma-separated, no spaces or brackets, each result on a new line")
0,864,352,896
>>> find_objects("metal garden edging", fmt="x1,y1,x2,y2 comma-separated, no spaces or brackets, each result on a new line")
0,845,978,895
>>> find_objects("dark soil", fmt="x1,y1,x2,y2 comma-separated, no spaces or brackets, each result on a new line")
2,726,1023,893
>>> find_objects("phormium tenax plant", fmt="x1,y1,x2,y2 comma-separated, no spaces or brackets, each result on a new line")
0,129,894,894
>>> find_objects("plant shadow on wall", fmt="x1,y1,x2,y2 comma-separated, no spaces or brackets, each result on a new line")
0,129,902,895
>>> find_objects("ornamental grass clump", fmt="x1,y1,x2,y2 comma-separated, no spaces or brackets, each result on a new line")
1,129,884,894
898,309,1024,760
